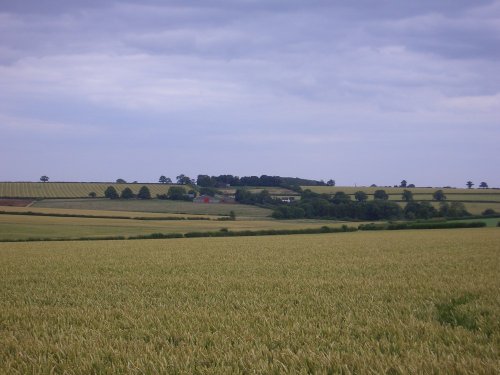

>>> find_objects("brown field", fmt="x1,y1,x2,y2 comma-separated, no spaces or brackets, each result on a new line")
0,199,33,207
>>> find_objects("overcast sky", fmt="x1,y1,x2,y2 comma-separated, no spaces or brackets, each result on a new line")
1,0,499,187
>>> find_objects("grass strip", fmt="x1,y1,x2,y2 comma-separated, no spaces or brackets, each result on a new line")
0,210,213,221
0,221,491,243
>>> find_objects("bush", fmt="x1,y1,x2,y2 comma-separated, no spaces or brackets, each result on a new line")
373,190,389,200
137,186,151,199
168,186,190,200
104,186,119,199
482,208,496,216
121,187,134,199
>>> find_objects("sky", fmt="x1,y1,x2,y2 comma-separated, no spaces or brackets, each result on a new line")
1,0,499,187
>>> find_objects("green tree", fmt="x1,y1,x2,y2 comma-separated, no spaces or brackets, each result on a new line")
466,181,474,189
88,192,97,198
116,178,126,184
400,180,407,188
332,191,351,203
40,175,49,182
479,182,488,189
137,186,151,199
229,210,236,220
373,189,388,200
482,208,496,215
440,201,468,217
404,201,437,220
401,189,413,202
121,187,134,199
199,187,220,197
104,186,119,199
159,175,171,184
176,174,192,185
168,186,187,200
196,175,214,187
327,179,335,186
433,190,446,201
354,191,368,202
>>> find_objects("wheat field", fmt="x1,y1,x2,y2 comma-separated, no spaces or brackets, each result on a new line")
1,228,498,374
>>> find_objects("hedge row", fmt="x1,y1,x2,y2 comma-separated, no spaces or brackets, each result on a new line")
1,221,491,243
0,211,213,221
359,221,487,231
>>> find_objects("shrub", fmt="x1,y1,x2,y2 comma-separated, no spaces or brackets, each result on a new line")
137,186,151,199
104,186,119,199
121,187,134,199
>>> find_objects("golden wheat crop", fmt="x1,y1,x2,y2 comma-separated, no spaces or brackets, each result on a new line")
0,228,498,373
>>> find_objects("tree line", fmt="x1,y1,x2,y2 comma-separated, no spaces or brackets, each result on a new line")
103,185,197,201
234,188,472,221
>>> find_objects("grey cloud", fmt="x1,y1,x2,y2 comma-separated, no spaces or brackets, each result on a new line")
0,0,499,185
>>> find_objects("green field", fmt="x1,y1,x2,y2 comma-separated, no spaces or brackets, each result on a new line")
32,198,272,218
0,214,343,241
1,229,498,373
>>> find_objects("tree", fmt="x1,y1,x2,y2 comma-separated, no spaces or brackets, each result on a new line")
116,179,126,184
482,208,495,215
121,187,134,199
400,180,407,188
373,190,388,200
332,191,351,203
354,191,368,202
401,189,413,202
176,174,192,185
479,182,488,189
466,181,474,189
404,201,437,220
407,184,415,188
168,186,187,200
229,210,236,220
40,176,49,182
196,174,214,187
439,201,468,217
137,186,151,199
104,186,119,199
432,189,446,201
159,175,171,184
88,192,97,198
327,179,336,186
364,200,402,220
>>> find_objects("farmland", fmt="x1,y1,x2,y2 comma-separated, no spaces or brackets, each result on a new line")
0,182,296,199
31,199,272,218
301,186,500,215
0,213,343,241
0,182,173,198
1,229,498,373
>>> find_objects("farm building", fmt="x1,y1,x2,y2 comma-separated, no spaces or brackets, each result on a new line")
194,195,220,204
193,195,236,204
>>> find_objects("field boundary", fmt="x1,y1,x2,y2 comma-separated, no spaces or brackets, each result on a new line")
0,210,220,221
0,221,491,243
